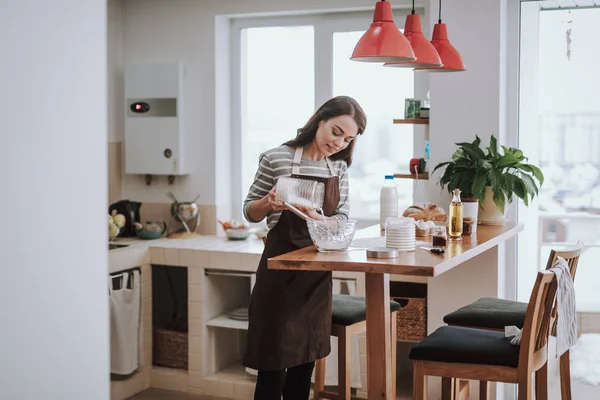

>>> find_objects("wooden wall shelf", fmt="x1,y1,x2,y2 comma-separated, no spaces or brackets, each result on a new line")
393,119,429,125
394,173,429,180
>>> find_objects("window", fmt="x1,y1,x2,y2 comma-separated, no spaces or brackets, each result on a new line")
232,11,417,223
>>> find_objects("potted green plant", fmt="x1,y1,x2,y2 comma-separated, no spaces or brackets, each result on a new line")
432,135,544,225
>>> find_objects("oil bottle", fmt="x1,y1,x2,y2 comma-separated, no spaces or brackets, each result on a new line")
448,188,463,240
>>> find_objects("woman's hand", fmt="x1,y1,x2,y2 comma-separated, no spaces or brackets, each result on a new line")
294,205,330,220
266,189,286,211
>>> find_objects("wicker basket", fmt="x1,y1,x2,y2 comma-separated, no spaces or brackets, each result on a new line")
393,296,427,342
153,327,188,369
391,282,427,342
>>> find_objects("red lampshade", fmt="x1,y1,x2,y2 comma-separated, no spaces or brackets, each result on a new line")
383,14,442,69
414,23,466,72
350,1,416,63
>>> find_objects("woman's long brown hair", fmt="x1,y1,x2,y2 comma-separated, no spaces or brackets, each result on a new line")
283,96,366,167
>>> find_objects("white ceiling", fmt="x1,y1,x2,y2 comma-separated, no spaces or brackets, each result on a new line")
532,0,600,8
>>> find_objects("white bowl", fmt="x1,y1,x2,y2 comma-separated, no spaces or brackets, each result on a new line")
225,228,251,240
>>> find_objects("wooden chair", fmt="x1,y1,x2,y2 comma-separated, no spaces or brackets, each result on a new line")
442,243,583,399
313,295,400,400
410,270,560,400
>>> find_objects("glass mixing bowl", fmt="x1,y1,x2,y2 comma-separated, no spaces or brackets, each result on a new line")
306,219,358,252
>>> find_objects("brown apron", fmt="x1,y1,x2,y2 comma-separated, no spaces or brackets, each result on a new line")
243,147,341,371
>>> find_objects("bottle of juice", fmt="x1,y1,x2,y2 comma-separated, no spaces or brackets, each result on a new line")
448,188,463,240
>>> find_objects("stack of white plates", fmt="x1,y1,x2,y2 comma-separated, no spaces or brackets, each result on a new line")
385,217,416,252
226,307,249,321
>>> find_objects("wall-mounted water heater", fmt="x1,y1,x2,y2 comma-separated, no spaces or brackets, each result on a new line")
124,62,189,176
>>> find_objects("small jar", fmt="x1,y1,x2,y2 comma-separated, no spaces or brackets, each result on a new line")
462,217,474,235
432,226,447,248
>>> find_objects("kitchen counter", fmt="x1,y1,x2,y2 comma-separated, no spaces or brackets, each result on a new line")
109,232,364,400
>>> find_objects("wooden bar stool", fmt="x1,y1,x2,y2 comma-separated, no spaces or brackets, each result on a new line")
410,270,559,400
313,294,401,400
442,243,583,400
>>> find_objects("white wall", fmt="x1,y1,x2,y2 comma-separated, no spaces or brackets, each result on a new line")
0,1,109,399
118,0,414,209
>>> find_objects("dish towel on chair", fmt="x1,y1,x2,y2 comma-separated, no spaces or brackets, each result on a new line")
550,256,578,356
506,257,577,356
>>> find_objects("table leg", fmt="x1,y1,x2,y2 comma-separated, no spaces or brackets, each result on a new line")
365,272,393,400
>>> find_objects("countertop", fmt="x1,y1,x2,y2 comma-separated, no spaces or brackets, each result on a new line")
268,223,524,277
108,234,360,279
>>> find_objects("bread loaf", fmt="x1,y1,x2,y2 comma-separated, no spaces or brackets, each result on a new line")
402,203,447,222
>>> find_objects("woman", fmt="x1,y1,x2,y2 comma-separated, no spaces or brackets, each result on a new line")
242,96,367,400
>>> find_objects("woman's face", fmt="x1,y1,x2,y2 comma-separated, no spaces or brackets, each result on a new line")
315,115,359,156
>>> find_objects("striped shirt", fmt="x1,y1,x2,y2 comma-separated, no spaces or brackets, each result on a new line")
243,145,350,230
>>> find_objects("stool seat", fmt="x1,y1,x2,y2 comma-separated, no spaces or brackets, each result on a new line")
332,294,401,326
443,297,528,330
409,325,520,368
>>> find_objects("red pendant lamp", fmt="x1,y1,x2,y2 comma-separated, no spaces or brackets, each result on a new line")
350,0,416,63
414,0,466,72
383,1,442,69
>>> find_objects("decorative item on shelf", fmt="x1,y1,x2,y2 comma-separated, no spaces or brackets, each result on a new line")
404,98,421,119
448,188,463,241
414,0,467,72
432,135,544,225
383,0,443,69
350,0,416,63
409,158,427,175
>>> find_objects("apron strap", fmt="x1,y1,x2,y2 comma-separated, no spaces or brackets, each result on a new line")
325,157,337,177
293,146,338,177
292,147,302,175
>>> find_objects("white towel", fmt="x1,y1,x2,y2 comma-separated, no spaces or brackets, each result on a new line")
109,270,141,375
551,257,578,356
505,257,577,355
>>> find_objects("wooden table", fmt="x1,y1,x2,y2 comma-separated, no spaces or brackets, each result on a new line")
268,223,523,400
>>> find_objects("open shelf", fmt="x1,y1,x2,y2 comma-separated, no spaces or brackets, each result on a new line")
394,173,429,180
393,118,429,125
206,314,248,330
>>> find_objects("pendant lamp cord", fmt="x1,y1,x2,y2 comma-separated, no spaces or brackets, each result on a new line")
438,0,442,23
411,0,415,14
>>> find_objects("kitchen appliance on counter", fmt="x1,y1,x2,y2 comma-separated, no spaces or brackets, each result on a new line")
167,192,201,237
109,200,142,237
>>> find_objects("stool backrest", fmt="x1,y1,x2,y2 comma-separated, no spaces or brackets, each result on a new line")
518,270,558,374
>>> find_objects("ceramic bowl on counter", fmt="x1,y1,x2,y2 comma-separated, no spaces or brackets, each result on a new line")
135,221,167,240
306,219,357,252
225,228,252,241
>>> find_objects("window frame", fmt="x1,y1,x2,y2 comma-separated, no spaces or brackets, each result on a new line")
230,8,423,222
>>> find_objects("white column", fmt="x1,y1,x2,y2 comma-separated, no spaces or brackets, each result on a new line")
0,1,109,399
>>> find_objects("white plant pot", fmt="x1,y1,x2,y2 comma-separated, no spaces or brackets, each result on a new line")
478,186,509,225
462,198,479,232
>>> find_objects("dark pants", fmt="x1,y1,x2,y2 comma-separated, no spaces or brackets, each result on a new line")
253,361,315,400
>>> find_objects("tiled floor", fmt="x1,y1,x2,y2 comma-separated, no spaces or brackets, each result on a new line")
131,382,599,400
128,389,227,400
